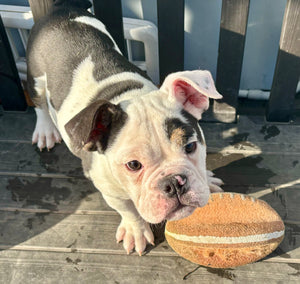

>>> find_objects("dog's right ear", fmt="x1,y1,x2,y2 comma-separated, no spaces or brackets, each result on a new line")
160,70,222,120
65,100,127,155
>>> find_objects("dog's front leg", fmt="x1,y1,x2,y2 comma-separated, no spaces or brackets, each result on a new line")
102,194,154,255
207,170,224,192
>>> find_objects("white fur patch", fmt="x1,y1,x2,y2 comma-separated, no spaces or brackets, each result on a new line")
34,73,58,127
34,74,46,98
32,74,61,149
73,16,122,54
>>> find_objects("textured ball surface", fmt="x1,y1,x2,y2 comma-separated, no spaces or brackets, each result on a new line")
165,193,284,268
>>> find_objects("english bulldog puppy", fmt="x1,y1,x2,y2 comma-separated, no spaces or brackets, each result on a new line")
27,0,223,255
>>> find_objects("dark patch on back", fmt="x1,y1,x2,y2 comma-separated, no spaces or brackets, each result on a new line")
165,118,195,147
94,80,144,102
27,4,151,109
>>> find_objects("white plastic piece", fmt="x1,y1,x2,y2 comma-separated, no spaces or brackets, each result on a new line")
0,5,34,29
123,17,159,84
239,81,300,101
238,89,270,100
0,5,160,85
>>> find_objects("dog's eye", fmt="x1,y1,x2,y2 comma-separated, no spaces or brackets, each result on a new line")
184,142,197,154
126,160,142,171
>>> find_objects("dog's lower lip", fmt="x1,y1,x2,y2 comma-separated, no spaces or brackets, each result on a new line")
166,203,188,220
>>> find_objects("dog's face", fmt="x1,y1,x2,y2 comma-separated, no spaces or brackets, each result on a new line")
105,91,209,223
65,70,222,224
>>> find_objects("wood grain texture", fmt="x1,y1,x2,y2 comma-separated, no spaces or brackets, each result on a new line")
266,0,300,122
213,0,250,123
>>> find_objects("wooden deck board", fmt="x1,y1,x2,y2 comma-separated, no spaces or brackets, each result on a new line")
1,210,299,260
0,250,300,283
0,107,300,283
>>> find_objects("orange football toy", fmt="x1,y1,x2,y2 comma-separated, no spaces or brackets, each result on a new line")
165,193,284,268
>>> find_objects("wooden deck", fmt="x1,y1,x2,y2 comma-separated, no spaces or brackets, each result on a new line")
0,107,300,283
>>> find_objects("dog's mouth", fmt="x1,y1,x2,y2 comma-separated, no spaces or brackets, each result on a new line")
165,190,209,221
165,203,196,221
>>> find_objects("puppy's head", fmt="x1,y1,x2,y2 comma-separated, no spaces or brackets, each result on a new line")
66,70,222,223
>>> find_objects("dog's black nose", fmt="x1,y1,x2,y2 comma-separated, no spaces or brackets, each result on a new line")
160,174,189,197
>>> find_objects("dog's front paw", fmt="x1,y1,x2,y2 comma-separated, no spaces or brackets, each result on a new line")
32,109,62,151
32,124,61,151
207,170,224,192
116,218,154,255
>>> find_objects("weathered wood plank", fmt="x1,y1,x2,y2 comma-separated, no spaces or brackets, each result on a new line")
0,251,299,284
266,0,300,122
213,0,250,123
0,211,299,260
4,250,300,284
157,0,184,83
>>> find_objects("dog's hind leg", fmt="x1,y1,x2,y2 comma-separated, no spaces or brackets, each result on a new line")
28,73,61,151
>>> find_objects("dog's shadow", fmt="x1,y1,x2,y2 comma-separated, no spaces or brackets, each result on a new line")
1,143,101,249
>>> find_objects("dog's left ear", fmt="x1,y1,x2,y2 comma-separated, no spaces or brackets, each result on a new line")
160,70,222,120
65,100,127,155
